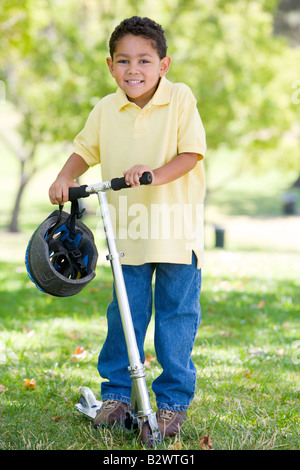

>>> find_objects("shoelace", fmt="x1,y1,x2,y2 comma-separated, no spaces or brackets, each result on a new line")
102,400,119,410
159,409,176,421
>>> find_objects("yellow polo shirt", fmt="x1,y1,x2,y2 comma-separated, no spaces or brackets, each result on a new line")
73,76,206,268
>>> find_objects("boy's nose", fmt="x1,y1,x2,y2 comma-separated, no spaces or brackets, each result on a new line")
128,62,139,74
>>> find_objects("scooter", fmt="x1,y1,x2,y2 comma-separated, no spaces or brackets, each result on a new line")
69,172,162,447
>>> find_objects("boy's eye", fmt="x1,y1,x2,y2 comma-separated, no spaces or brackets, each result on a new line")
116,59,150,64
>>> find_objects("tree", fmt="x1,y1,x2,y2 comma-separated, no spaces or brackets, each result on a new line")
160,0,300,187
1,0,299,230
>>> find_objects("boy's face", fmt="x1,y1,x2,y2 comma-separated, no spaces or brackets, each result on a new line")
107,34,171,109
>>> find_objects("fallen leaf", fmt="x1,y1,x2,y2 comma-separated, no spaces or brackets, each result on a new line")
172,441,182,450
66,331,81,340
0,384,8,393
87,287,100,293
199,435,214,450
52,415,62,422
220,330,229,337
72,346,87,359
144,353,156,368
74,346,85,355
21,325,35,336
24,378,36,389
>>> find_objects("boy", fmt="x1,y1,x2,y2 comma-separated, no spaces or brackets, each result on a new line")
49,16,206,439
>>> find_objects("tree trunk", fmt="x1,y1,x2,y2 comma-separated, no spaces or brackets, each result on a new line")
291,174,300,188
8,168,30,233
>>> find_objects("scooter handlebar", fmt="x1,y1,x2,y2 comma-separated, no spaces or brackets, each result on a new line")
111,171,152,191
68,185,89,201
68,172,152,200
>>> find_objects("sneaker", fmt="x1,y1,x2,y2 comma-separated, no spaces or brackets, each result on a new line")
93,399,130,429
156,409,187,437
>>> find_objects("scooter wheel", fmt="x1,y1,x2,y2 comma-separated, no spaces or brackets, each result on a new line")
141,421,162,448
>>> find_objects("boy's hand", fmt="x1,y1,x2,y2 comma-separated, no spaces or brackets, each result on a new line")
48,153,89,205
49,177,80,205
123,165,154,187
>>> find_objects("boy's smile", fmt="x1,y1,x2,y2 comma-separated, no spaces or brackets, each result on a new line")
107,34,171,108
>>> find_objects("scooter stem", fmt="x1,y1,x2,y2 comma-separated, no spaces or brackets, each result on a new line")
97,190,161,443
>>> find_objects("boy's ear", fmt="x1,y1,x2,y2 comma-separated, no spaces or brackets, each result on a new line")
106,57,115,77
159,56,171,77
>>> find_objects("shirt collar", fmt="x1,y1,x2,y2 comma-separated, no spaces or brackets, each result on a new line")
151,76,172,106
115,76,172,111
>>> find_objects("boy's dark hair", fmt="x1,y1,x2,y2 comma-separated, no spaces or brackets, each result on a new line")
109,16,167,59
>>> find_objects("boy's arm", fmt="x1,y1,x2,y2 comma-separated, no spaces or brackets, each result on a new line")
123,152,199,187
49,153,89,205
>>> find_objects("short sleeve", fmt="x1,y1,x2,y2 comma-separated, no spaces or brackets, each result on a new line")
73,103,101,167
177,86,206,159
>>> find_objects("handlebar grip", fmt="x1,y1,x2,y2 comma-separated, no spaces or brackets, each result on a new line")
68,185,89,201
111,171,152,191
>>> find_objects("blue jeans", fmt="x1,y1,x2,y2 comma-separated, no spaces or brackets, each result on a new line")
97,253,202,411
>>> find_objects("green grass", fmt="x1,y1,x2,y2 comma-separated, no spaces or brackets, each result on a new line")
0,250,299,450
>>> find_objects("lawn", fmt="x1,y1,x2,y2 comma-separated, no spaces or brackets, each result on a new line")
0,249,299,451
0,148,299,450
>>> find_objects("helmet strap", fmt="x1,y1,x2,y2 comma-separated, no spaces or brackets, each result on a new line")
46,201,87,279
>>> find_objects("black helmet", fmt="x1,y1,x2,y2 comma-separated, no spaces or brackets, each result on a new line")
25,202,98,297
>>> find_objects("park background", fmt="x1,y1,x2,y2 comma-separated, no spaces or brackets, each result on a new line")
0,0,299,450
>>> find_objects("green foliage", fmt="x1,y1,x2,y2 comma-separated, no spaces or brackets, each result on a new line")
163,1,300,171
1,0,299,231
1,0,299,159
